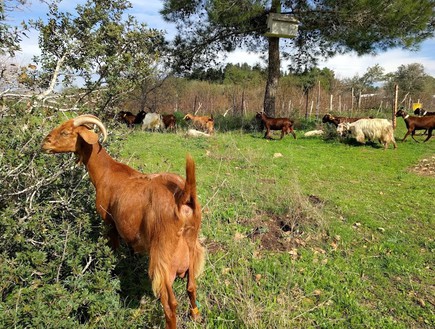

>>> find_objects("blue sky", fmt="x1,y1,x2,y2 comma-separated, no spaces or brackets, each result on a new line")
7,0,435,79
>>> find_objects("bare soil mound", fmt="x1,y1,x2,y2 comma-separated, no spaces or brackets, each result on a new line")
409,155,435,177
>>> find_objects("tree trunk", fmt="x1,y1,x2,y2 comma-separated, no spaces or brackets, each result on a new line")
36,52,67,101
264,36,280,117
263,0,281,117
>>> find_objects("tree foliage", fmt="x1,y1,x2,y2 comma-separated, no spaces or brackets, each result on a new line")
161,0,268,73
343,64,385,100
28,0,165,109
162,0,435,73
0,0,28,56
386,63,427,94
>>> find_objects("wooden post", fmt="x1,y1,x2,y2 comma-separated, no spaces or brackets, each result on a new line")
338,94,342,113
393,84,398,129
193,95,198,114
316,80,320,119
329,94,333,112
351,88,354,110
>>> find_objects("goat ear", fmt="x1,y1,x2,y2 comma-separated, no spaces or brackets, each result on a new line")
77,126,99,145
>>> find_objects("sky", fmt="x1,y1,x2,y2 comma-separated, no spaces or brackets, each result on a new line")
7,0,435,79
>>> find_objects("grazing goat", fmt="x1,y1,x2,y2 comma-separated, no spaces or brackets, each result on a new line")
255,112,296,140
162,114,177,131
304,130,324,137
118,110,146,127
322,113,367,127
337,118,397,149
396,109,435,142
413,108,435,116
133,110,147,125
41,115,206,329
142,112,163,131
119,110,136,127
183,114,214,134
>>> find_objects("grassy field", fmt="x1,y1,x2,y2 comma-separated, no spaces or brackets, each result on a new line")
110,123,434,328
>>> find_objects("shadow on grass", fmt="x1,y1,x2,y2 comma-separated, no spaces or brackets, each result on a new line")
114,249,154,307
341,138,385,149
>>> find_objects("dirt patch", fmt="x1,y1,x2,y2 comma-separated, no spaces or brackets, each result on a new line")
240,195,324,252
243,215,303,252
409,156,435,177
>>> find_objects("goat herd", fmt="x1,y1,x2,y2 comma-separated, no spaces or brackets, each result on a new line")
118,110,215,135
119,108,434,150
41,107,433,329
326,109,434,149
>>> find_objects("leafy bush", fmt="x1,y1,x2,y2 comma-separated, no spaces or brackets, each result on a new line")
0,108,158,328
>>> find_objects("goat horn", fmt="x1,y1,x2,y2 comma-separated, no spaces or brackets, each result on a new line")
73,115,107,142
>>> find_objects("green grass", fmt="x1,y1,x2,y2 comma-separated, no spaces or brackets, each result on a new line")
111,125,434,328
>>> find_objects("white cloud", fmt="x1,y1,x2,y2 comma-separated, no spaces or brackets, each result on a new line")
224,50,265,67
210,38,435,79
319,42,435,79
9,0,435,80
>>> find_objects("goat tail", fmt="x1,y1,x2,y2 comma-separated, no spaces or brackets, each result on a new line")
178,154,198,209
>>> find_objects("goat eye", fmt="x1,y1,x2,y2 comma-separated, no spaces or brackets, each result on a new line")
60,131,70,137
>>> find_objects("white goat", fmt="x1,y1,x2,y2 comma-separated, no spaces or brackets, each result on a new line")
142,113,163,131
304,130,324,137
185,129,211,138
337,119,397,149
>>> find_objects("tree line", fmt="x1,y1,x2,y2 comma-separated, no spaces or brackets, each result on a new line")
1,0,435,117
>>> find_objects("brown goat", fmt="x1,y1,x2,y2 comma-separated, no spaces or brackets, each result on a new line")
396,109,435,142
413,108,435,135
322,113,367,127
255,112,296,140
162,114,177,131
118,110,135,126
184,113,214,134
133,110,147,124
118,110,147,127
413,108,435,116
41,115,206,329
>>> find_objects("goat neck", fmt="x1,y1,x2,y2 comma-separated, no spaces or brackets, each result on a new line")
78,139,137,189
77,140,109,187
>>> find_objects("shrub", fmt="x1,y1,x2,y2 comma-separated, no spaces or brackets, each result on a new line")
0,108,156,328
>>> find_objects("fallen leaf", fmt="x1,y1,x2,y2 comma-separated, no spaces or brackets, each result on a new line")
255,274,262,284
222,267,231,275
313,289,322,296
417,298,426,308
234,232,246,241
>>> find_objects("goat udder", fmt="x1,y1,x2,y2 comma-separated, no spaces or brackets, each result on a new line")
173,239,190,278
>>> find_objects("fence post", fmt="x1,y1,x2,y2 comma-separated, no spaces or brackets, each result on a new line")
393,84,398,129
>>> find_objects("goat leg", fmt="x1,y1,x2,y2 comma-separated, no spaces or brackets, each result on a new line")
402,130,411,142
160,279,178,329
423,128,433,142
186,268,201,321
411,130,420,143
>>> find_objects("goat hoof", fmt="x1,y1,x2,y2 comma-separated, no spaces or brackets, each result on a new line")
190,307,201,322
